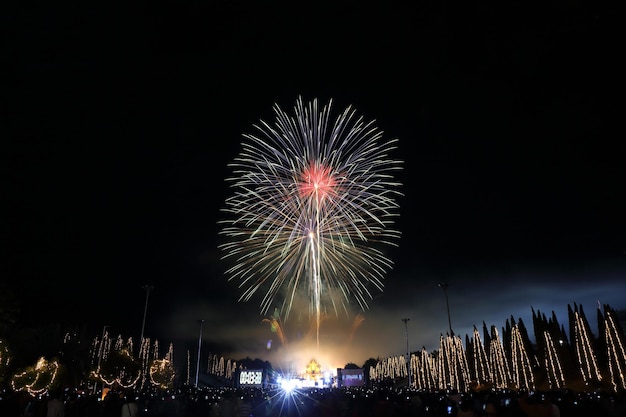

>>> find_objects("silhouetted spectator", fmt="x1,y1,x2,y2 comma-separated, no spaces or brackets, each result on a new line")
121,390,139,417
64,392,84,417
237,394,253,417
481,401,499,417
516,392,556,417
46,389,65,417
217,391,239,417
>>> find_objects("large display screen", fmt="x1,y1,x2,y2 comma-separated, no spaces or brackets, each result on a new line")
239,369,263,387
337,368,365,387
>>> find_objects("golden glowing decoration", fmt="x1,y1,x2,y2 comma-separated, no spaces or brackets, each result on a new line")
373,354,416,383
0,339,12,385
138,337,152,389
510,324,535,391
227,359,237,380
542,330,566,390
205,354,237,380
470,326,492,385
11,357,60,396
147,343,175,389
149,359,175,389
438,334,470,391
304,359,322,381
186,350,191,385
90,331,176,391
95,349,141,389
488,326,512,389
329,302,626,393
412,347,436,390
602,306,626,391
572,306,602,385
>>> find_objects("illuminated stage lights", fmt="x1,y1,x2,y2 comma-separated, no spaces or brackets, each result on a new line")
281,377,297,392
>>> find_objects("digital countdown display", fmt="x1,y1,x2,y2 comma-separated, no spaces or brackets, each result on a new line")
239,370,263,387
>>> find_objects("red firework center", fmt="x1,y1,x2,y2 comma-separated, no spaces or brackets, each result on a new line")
298,163,337,202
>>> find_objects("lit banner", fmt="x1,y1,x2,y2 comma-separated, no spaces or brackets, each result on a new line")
337,368,365,387
239,369,263,387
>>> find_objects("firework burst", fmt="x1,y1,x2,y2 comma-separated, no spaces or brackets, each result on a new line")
220,96,402,343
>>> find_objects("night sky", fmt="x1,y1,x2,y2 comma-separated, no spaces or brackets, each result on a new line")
3,3,624,372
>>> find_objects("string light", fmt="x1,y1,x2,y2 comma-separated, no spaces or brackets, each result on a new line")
437,334,470,391
510,325,535,391
186,350,191,385
604,308,626,391
10,357,59,396
0,339,12,371
489,326,511,388
471,326,492,384
7,301,626,393
543,330,565,390
573,309,602,384
149,359,175,389
409,352,418,388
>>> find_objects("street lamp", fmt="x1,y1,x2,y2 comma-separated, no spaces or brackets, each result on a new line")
402,318,411,388
195,319,205,388
438,282,454,336
140,285,154,344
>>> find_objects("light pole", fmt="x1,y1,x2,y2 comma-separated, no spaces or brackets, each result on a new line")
93,325,109,395
438,282,454,336
195,319,204,388
140,285,154,344
402,318,411,388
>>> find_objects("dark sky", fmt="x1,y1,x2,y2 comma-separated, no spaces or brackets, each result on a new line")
3,3,624,372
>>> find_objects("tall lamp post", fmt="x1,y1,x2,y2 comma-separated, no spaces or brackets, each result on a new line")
195,319,204,388
402,318,411,388
438,282,454,336
140,285,154,344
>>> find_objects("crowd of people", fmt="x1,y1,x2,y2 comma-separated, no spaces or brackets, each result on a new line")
1,385,625,417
